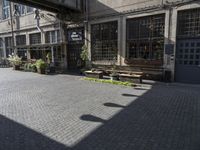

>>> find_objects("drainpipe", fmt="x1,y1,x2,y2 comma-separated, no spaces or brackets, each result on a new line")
161,0,164,6
84,0,89,47
36,19,43,33
34,9,43,33
84,0,90,64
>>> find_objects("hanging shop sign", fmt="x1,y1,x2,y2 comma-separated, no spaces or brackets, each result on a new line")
68,31,83,41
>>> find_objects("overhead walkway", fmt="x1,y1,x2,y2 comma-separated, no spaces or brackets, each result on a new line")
8,0,83,13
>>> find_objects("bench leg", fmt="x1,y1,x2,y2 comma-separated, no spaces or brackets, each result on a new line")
140,78,142,84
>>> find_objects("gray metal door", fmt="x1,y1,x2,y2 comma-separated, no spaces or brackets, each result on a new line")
175,39,200,84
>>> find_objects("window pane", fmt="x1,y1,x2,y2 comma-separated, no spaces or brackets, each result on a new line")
91,21,118,61
45,31,50,43
27,6,33,13
177,8,200,38
19,5,25,15
16,35,26,46
30,33,41,45
3,0,10,19
126,14,165,61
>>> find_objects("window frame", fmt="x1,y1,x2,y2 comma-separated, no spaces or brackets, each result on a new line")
45,30,60,44
91,21,118,61
126,14,165,63
29,33,41,45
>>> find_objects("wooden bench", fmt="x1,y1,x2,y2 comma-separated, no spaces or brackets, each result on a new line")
119,74,142,83
106,69,143,75
85,70,103,79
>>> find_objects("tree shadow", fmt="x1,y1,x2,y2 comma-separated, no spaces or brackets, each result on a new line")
80,114,106,123
103,102,126,108
73,85,200,150
122,93,139,97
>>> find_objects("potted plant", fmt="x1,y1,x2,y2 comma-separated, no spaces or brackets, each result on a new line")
110,66,119,81
80,45,91,74
35,59,47,74
46,52,55,74
8,54,22,70
31,63,37,72
110,57,119,81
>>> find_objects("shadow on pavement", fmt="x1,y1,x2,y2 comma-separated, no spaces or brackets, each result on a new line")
122,93,139,97
80,114,106,123
103,102,126,108
0,115,68,150
1,84,200,150
77,85,200,150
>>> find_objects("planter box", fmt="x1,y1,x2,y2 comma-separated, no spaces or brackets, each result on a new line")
37,68,46,74
13,65,20,70
85,71,103,79
119,74,142,83
110,74,119,81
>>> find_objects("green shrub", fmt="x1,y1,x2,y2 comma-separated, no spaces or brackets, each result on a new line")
35,59,47,70
80,45,89,62
31,63,37,72
8,55,22,66
23,63,33,72
83,77,135,87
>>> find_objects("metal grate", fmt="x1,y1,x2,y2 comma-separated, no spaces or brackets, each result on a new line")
29,33,41,45
177,8,200,38
126,14,165,60
91,21,118,61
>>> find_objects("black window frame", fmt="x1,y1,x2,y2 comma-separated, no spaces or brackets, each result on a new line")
29,33,41,45
16,35,26,46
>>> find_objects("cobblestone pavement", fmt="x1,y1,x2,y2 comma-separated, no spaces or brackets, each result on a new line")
0,68,200,150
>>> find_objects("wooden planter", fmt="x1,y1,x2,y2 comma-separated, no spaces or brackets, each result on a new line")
13,65,20,70
110,74,119,81
85,71,103,79
119,74,142,83
37,68,46,74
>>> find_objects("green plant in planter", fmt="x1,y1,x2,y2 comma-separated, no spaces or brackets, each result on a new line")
30,63,37,72
23,63,33,72
35,59,47,74
8,55,22,70
46,52,52,64
80,45,89,62
110,57,119,81
80,45,91,74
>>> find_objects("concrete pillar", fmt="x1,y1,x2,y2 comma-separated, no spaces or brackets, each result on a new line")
51,46,55,63
163,9,170,68
117,17,122,66
121,16,127,66
41,30,45,44
87,23,92,62
2,37,6,58
62,44,67,69
163,8,177,82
